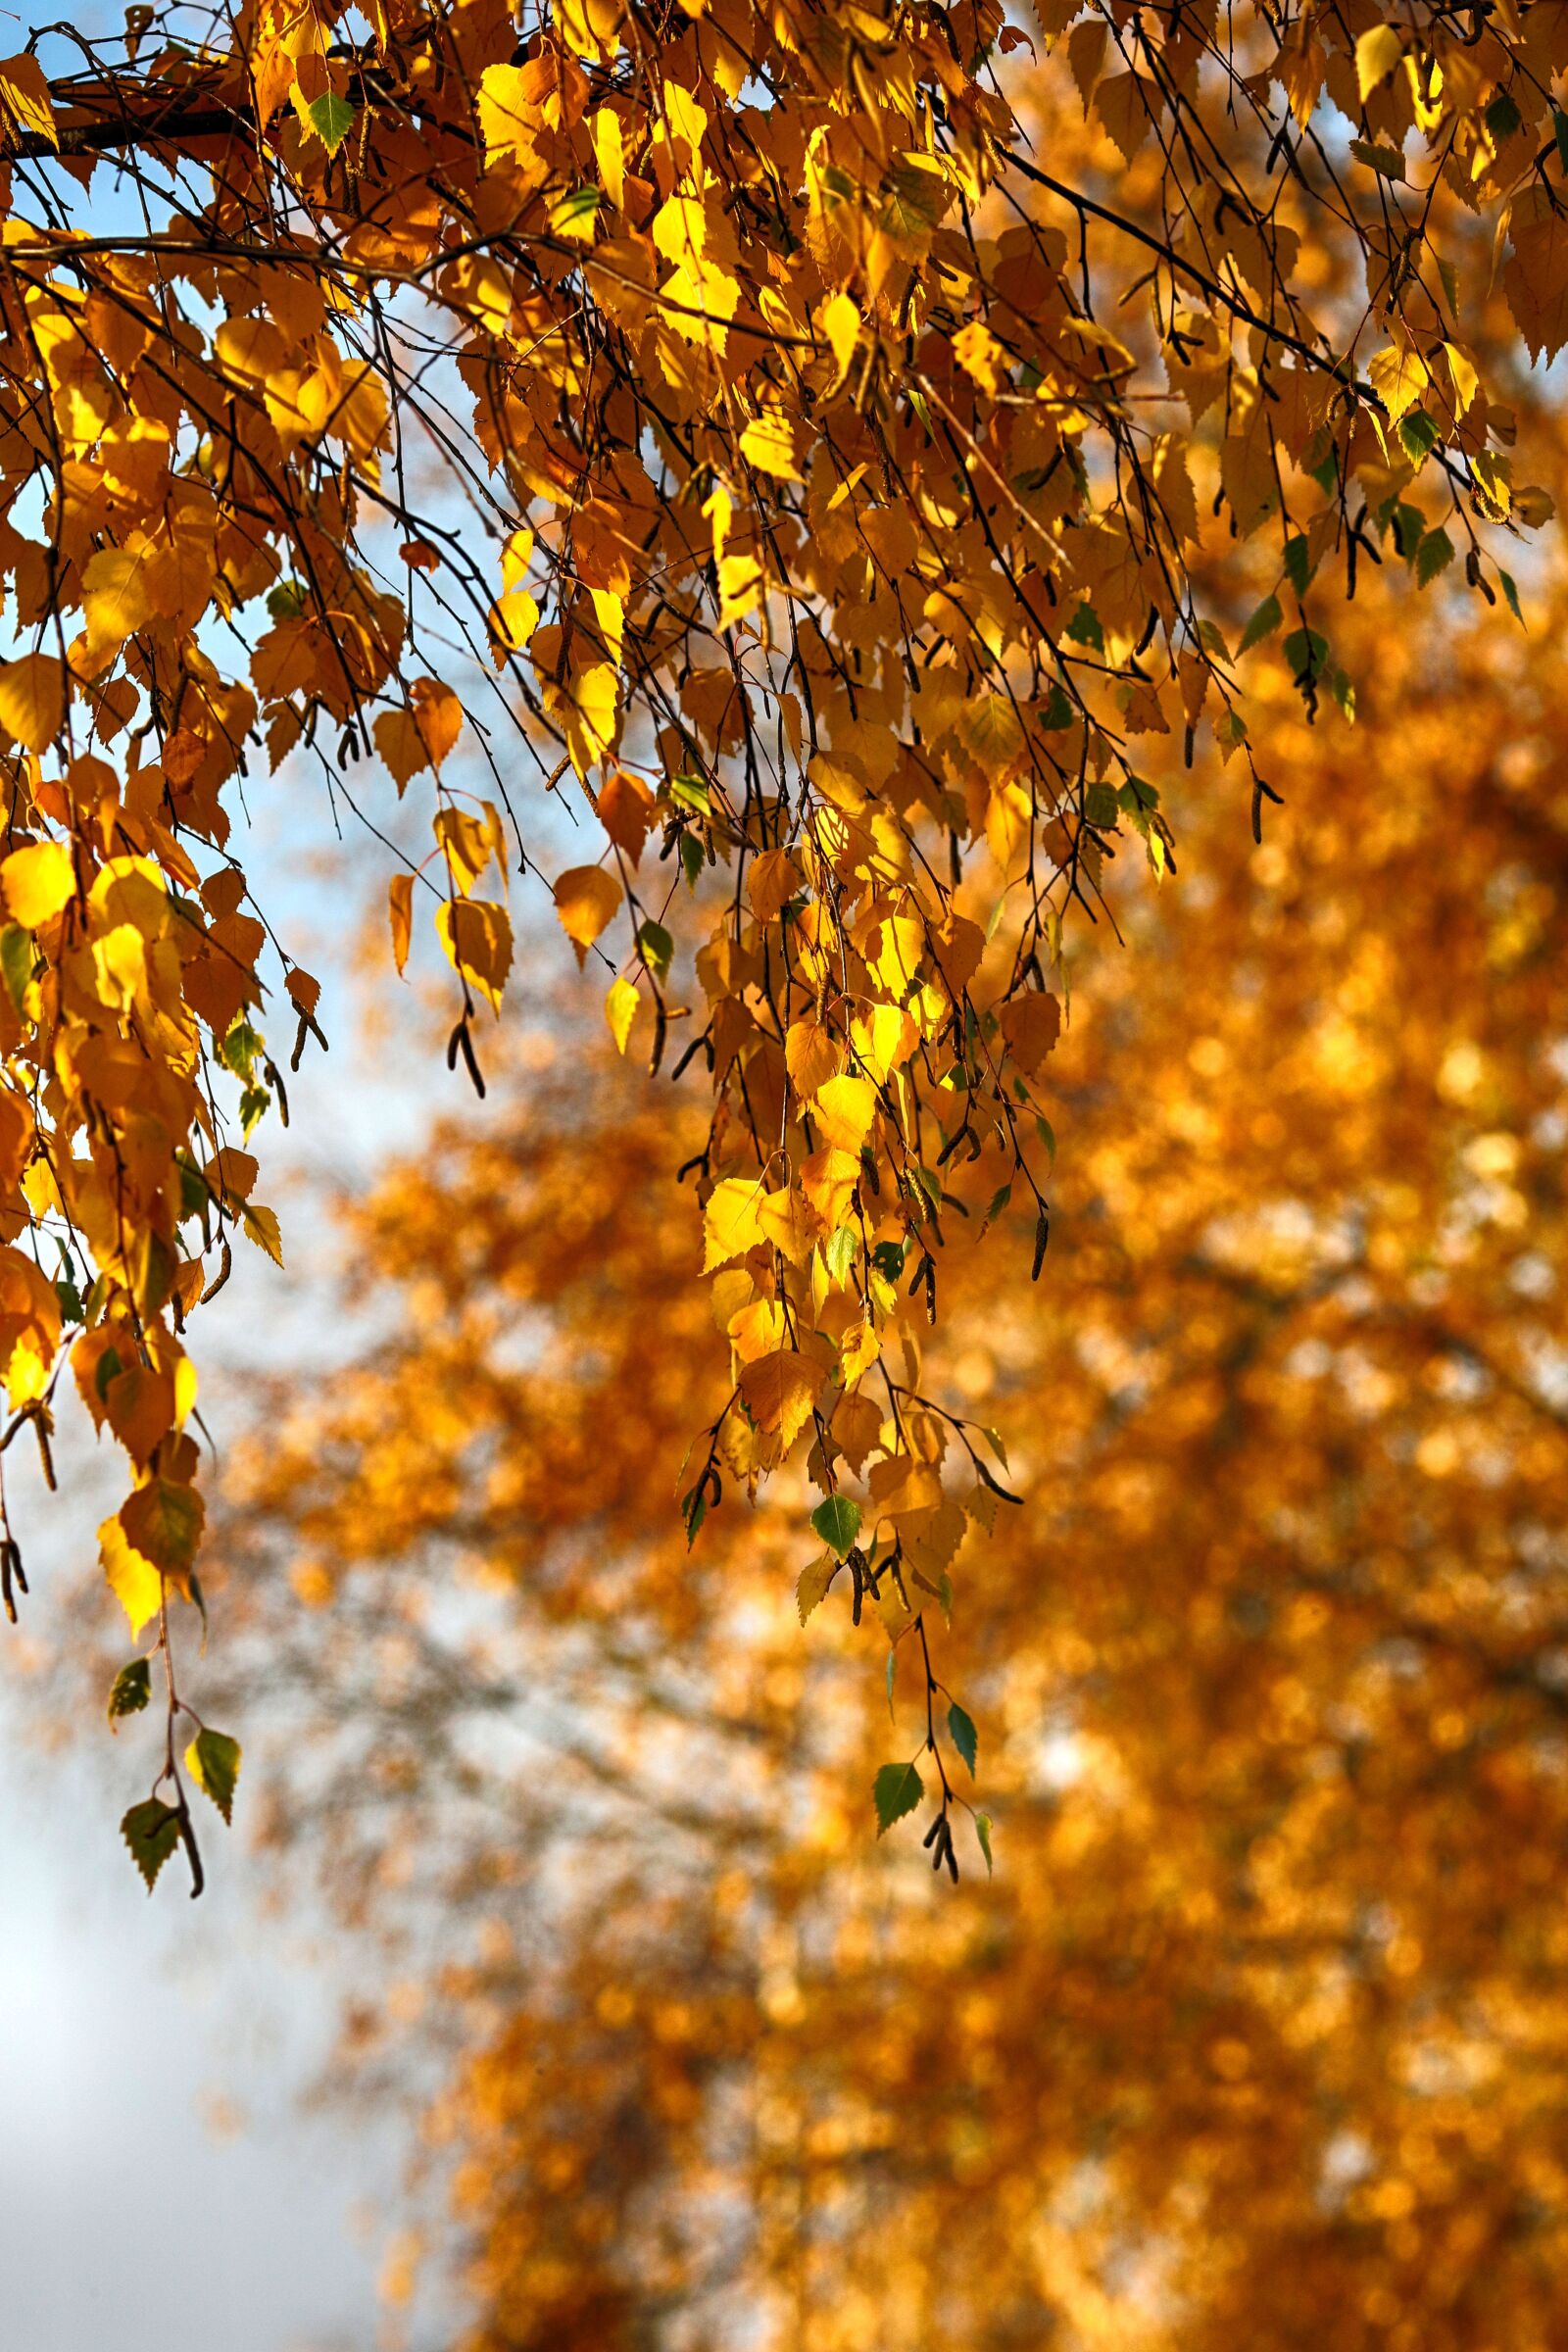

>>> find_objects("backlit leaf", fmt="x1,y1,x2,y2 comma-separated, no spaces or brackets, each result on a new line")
185,1727,241,1824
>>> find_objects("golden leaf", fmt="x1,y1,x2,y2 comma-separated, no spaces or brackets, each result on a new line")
0,655,64,754
703,1176,768,1270
605,974,641,1054
553,866,620,963
438,898,514,1012
738,1348,820,1449
3,841,75,928
388,873,415,976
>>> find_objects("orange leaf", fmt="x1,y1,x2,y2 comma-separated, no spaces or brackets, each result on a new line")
554,865,620,964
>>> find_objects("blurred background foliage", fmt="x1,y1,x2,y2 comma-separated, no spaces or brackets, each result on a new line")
195,529,1568,2351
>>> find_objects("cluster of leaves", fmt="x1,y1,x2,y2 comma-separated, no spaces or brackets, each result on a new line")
201,532,1568,2346
0,0,1564,1872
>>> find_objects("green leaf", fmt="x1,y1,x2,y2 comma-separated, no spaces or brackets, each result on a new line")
551,185,602,242
948,1701,978,1777
1283,534,1314,598
1500,569,1524,626
873,1759,923,1836
1396,410,1439,468
668,770,710,814
886,1647,897,1718
981,1425,1008,1469
1063,602,1103,652
107,1657,151,1725
306,91,357,155
979,1182,1011,1234
1237,592,1282,655
636,919,673,980
266,579,308,622
822,1225,858,1285
811,1494,861,1560
218,1016,261,1079
1085,780,1119,830
1486,90,1522,143
122,1797,180,1891
678,833,704,890
238,1084,270,1138
185,1728,241,1825
1283,626,1329,683
0,922,32,1017
1391,503,1425,561
1415,527,1454,589
974,1811,994,1876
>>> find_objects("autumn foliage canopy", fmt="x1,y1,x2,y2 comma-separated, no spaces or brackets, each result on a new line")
0,0,1564,1895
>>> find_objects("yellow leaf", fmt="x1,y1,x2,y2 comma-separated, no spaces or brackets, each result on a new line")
1367,343,1429,429
786,1017,844,1098
475,63,547,170
605,974,641,1054
3,841,75,928
802,1147,859,1229
99,1512,163,1639
718,554,764,629
561,662,620,777
1355,24,1403,102
501,528,535,592
953,320,1004,396
748,849,802,927
373,711,426,792
704,1176,768,1270
389,873,415,975
82,542,156,655
820,291,859,386
437,898,514,1012
434,808,494,896
554,865,620,961
0,654,64,754
557,0,627,61
0,54,56,150
813,1073,877,1152
653,193,708,266
851,1003,917,1086
757,1186,814,1265
242,1202,285,1265
411,678,463,767
739,407,804,480
798,1556,835,1624
864,910,926,999
592,106,625,209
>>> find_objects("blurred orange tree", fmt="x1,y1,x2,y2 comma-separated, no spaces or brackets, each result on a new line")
1,0,1566,1879
213,531,1568,2345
